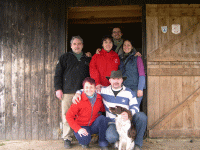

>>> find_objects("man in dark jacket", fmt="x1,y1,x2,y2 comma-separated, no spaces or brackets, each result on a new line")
54,36,91,149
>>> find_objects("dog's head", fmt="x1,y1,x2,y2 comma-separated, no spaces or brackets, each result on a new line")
109,106,132,121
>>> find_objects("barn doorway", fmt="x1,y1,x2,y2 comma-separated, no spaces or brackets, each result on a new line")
67,5,146,114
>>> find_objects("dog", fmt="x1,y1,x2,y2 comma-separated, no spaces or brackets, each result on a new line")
109,106,136,150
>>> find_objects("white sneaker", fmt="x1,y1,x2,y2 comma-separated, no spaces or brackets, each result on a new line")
114,141,119,149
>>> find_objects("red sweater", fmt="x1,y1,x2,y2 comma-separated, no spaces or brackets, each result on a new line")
90,49,120,86
66,92,105,133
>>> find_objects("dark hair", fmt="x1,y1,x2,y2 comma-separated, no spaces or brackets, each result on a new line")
101,35,113,45
123,39,134,47
112,27,122,33
82,77,96,87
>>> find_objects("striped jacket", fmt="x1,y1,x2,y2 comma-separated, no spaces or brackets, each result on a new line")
100,85,139,123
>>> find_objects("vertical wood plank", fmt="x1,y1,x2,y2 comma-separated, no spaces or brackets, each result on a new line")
44,16,53,140
37,10,46,141
17,4,26,139
194,76,200,129
5,2,13,140
0,43,5,140
182,76,194,129
11,2,19,139
31,7,39,140
159,76,172,129
147,76,160,128
0,1,6,140
170,76,183,129
51,18,60,140
24,12,32,139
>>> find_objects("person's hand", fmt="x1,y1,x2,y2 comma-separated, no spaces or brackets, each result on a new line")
96,48,101,54
134,52,142,57
56,90,63,100
96,84,102,93
121,112,129,121
85,52,92,57
137,90,143,97
78,128,88,137
72,93,81,104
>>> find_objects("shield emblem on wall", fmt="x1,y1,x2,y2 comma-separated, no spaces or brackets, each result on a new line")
161,26,167,33
172,24,181,34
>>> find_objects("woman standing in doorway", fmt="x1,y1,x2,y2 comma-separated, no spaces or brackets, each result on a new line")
119,39,146,106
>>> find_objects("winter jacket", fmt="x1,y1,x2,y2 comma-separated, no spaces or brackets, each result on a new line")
89,49,120,86
66,92,105,132
119,51,145,91
54,51,91,93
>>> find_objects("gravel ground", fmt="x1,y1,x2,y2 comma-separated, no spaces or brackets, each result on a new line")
1,138,200,150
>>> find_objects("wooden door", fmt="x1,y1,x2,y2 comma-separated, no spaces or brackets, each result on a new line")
147,4,200,138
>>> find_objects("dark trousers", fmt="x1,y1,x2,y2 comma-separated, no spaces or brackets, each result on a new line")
74,115,109,147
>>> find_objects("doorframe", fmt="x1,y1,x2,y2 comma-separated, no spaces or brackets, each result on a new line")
66,4,147,114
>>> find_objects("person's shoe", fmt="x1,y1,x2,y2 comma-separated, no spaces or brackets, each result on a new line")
80,144,89,148
134,144,142,150
100,146,109,150
64,139,71,149
113,141,119,149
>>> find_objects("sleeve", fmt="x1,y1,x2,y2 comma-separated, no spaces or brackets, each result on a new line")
137,57,145,76
89,54,101,85
129,91,140,116
137,57,146,91
54,56,64,91
99,96,105,112
76,89,83,94
66,104,81,133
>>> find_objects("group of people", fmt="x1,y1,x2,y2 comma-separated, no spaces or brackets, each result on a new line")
54,27,147,150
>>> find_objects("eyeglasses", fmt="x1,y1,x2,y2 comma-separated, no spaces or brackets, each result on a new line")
112,31,121,34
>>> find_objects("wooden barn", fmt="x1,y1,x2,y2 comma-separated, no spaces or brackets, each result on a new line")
0,0,200,140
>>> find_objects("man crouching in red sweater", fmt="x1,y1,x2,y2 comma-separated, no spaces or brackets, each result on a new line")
66,77,108,150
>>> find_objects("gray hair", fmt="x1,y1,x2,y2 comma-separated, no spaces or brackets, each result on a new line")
70,36,83,45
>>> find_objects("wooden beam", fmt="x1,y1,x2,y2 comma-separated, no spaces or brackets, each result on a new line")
148,68,200,76
68,5,142,12
68,5,142,21
148,87,200,130
149,129,200,138
68,17,142,24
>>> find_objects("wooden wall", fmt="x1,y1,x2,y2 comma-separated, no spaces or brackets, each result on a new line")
0,0,66,140
147,4,200,138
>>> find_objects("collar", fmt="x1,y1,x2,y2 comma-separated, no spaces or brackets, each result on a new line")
100,48,111,54
113,38,123,44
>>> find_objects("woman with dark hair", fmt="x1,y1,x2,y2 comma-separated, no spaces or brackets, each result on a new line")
119,39,146,106
66,77,108,150
90,35,120,90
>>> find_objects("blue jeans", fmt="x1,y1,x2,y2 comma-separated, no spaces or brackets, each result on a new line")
74,115,108,147
106,112,147,147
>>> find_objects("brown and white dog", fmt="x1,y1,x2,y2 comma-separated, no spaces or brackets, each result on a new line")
109,106,136,150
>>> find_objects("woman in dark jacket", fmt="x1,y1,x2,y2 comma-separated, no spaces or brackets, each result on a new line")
119,39,146,106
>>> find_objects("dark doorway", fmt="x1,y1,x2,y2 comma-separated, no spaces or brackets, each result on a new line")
67,23,142,55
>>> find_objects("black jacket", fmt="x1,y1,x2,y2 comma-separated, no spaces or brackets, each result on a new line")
54,51,91,93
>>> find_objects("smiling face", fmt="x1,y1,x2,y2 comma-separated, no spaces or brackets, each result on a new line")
112,28,123,41
71,38,83,54
102,38,113,52
123,40,133,54
83,82,96,97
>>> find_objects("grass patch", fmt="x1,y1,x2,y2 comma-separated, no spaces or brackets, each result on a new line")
0,143,5,146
